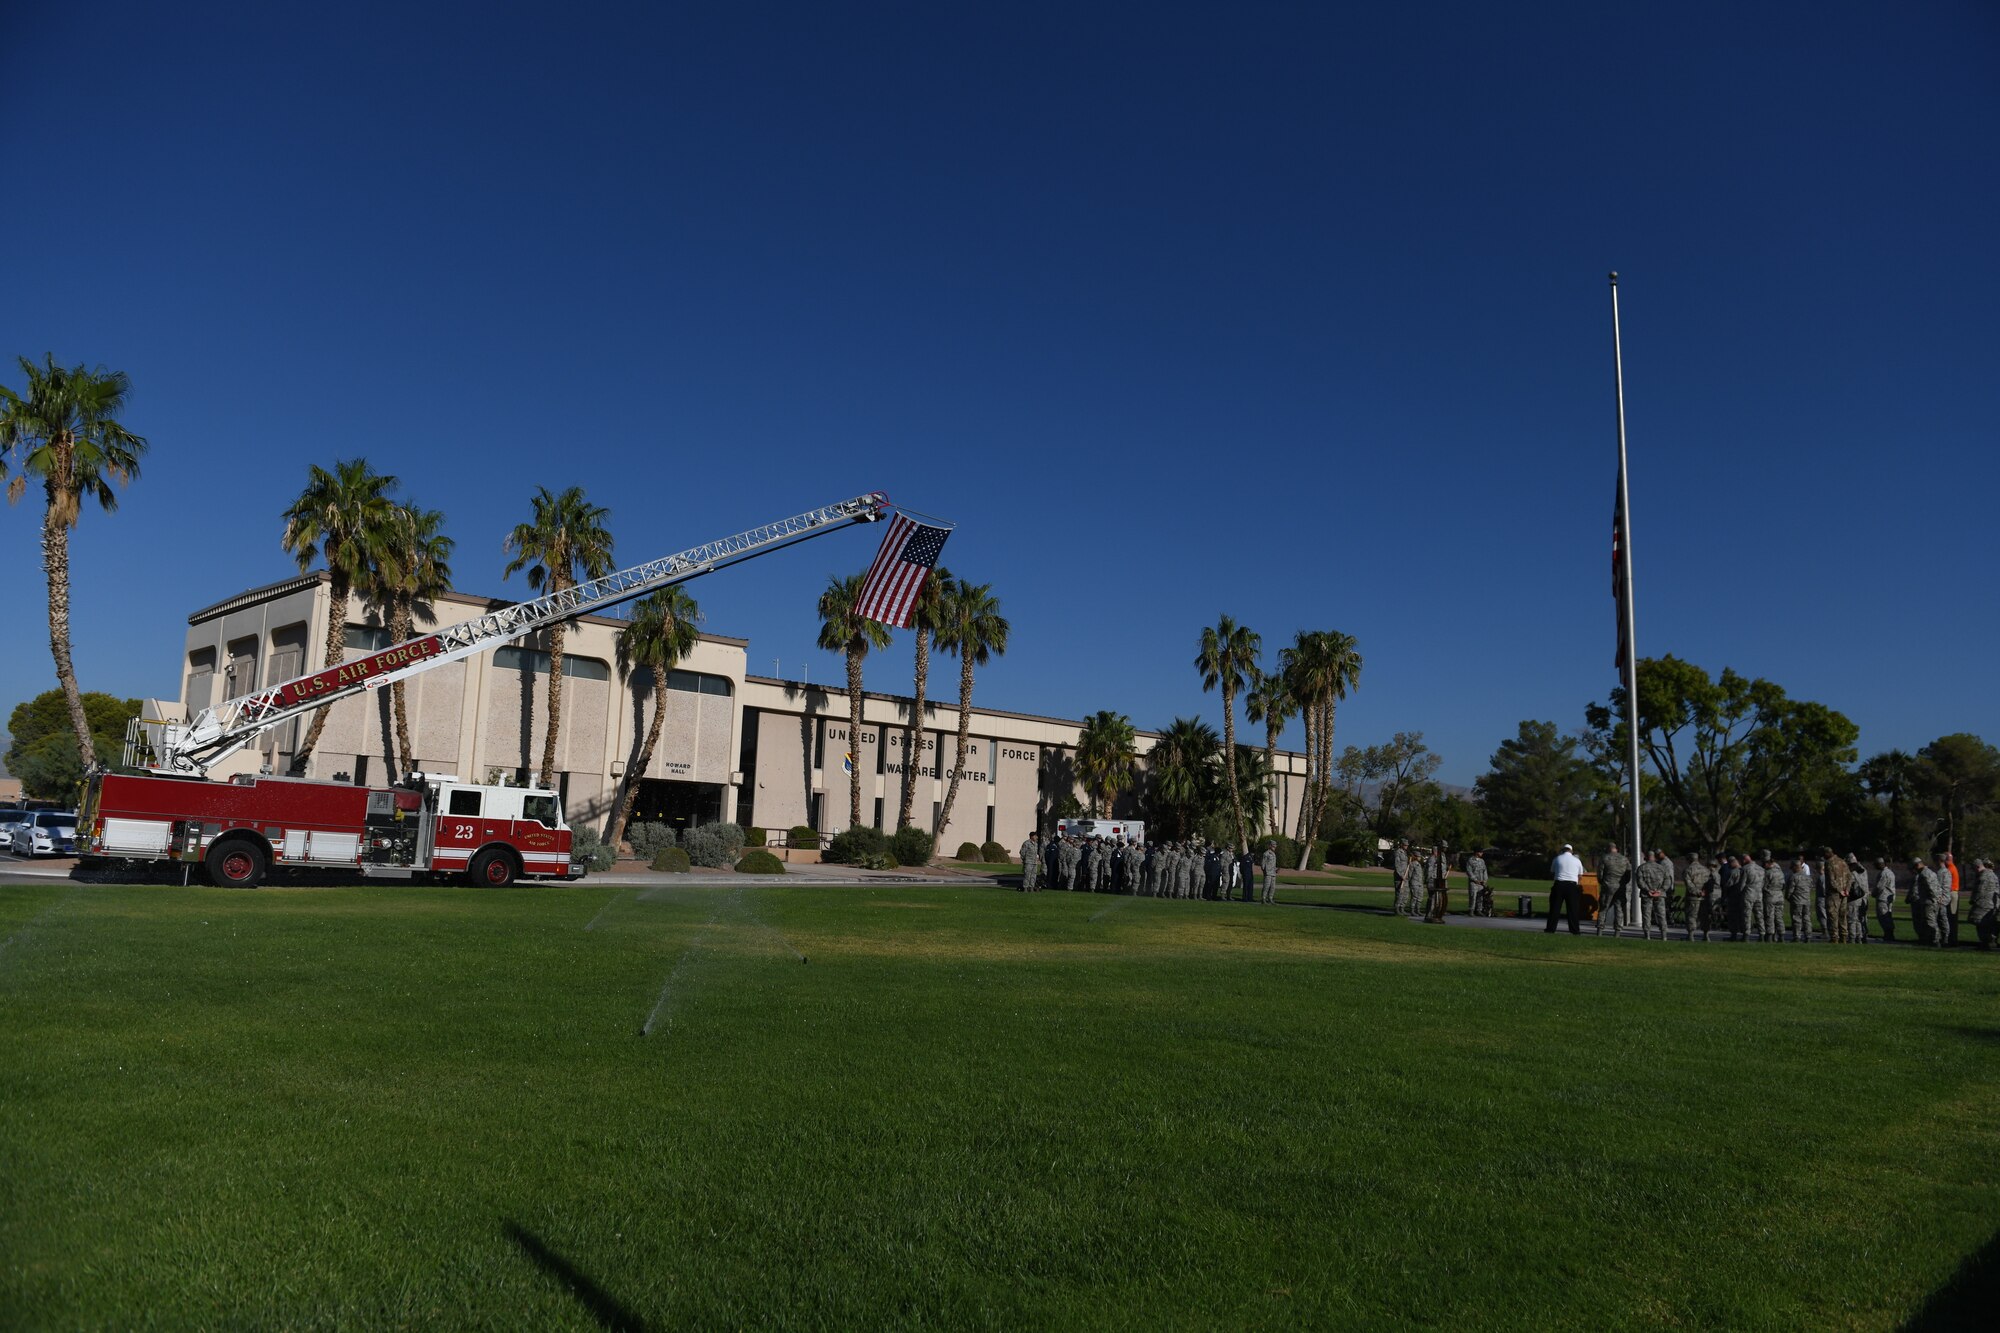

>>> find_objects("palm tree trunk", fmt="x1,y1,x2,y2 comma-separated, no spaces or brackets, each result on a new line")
846,649,865,829
292,582,349,774
388,598,414,782
1222,683,1246,852
934,654,974,848
41,472,97,773
898,628,929,830
609,663,668,849
1264,719,1280,838
1294,699,1316,844
540,620,565,791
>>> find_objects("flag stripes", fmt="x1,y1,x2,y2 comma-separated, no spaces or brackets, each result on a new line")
856,515,951,628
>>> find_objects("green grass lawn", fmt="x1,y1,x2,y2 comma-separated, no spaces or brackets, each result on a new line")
4,880,1997,1330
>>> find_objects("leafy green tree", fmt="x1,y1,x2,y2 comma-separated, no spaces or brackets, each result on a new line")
503,486,615,790
1407,789,1487,852
609,586,703,848
5,689,141,801
1586,656,1859,857
1474,721,1609,855
1076,710,1138,816
1366,733,1443,838
1144,717,1220,840
1196,616,1260,853
816,572,891,830
0,356,148,773
931,578,1008,846
1244,667,1296,837
281,459,402,773
896,564,951,831
1910,734,2000,861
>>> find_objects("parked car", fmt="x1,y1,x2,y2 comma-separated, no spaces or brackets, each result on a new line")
0,807,28,852
8,810,77,857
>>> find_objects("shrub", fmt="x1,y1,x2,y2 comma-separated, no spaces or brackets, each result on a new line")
682,823,747,868
744,826,767,847
980,840,1008,864
570,827,615,872
1306,841,1328,872
736,848,785,874
860,850,899,871
889,826,934,866
825,825,887,865
956,841,982,861
787,825,821,851
1324,830,1377,868
626,822,675,859
652,847,691,873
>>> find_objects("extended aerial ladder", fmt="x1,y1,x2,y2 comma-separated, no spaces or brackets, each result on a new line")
131,491,894,778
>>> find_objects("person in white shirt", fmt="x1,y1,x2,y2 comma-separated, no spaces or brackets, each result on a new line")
1547,843,1585,934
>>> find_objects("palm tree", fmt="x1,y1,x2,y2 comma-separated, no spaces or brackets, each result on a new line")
280,459,401,774
1076,710,1138,816
1197,616,1261,853
932,578,1009,846
503,486,615,791
1232,744,1273,836
1284,630,1362,865
896,564,952,831
1244,666,1297,837
609,586,703,849
817,572,892,829
1147,717,1220,840
382,505,453,780
0,356,148,773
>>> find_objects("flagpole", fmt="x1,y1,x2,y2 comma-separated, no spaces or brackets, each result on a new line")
1610,272,1643,914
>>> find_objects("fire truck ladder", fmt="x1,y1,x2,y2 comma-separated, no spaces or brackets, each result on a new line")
134,491,894,778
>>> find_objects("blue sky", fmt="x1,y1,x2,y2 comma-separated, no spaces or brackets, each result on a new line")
3,2,1995,783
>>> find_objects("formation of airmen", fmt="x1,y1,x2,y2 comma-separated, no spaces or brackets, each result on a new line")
1585,842,2000,948
1018,831,1281,904
1389,840,1494,922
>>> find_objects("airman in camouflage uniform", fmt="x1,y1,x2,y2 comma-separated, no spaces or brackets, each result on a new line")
1406,854,1427,920
1466,851,1490,916
1912,859,1947,947
1786,855,1815,942
1820,848,1853,943
1682,855,1713,941
1760,852,1787,943
1261,841,1279,905
1392,841,1412,915
1635,850,1670,939
1596,844,1632,937
1872,858,1897,941
1971,858,1998,951
1737,854,1764,940
1020,833,1041,891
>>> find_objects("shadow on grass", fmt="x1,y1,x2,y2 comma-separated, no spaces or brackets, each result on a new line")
1905,1229,2000,1332
503,1220,650,1333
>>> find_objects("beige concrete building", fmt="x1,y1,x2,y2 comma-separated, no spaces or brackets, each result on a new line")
173,573,1312,847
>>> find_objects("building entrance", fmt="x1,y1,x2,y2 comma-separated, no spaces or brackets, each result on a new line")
628,779,724,831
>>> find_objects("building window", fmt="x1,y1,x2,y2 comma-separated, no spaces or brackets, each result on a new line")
665,669,732,697
345,624,395,652
494,646,611,681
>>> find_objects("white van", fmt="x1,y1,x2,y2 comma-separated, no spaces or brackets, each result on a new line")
1056,817,1145,843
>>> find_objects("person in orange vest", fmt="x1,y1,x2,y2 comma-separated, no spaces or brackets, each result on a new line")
1942,852,1962,945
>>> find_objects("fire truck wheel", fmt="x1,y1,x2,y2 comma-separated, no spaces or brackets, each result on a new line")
205,838,268,889
469,848,517,888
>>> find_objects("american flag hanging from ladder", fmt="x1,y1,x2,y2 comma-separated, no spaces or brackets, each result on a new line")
856,514,951,628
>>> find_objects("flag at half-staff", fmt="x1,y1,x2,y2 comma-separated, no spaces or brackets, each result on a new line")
856,514,952,628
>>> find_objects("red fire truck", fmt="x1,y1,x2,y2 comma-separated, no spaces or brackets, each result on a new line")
75,492,896,887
